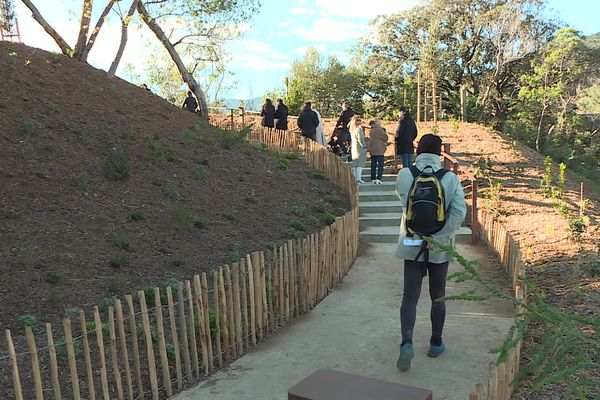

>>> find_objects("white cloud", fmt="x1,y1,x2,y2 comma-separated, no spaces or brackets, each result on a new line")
290,17,365,43
294,44,328,55
290,8,316,15
231,54,290,71
313,0,418,20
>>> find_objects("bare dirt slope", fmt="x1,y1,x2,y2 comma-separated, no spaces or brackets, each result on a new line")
0,41,350,337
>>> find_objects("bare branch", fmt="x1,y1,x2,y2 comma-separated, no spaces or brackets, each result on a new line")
80,0,118,62
20,0,72,55
73,0,93,59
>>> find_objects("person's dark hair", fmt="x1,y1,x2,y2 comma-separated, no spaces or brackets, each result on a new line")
265,98,273,106
187,90,192,96
305,101,312,108
399,106,408,113
416,134,442,156
276,98,283,103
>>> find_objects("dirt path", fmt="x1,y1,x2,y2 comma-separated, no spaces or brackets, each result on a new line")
173,242,514,400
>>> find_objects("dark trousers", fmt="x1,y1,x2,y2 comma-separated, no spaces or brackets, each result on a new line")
339,129,351,157
399,153,412,168
370,155,384,180
400,260,449,346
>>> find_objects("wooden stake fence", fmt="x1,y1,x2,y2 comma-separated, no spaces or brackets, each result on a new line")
0,124,359,400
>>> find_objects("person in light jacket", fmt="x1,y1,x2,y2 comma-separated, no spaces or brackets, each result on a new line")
368,119,389,184
349,115,367,184
394,133,467,371
312,104,325,146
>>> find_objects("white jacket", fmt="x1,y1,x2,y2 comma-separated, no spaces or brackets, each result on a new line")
395,153,467,263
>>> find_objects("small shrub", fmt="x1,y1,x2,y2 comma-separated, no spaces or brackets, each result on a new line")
277,158,289,170
245,195,258,204
151,179,162,187
22,119,41,135
290,220,305,231
114,231,130,250
541,156,553,196
217,127,249,150
47,293,59,303
164,184,183,201
180,128,199,142
17,314,39,332
110,254,129,268
313,201,327,213
18,247,43,268
172,255,185,267
172,207,193,229
103,147,130,181
47,102,59,115
291,206,304,216
192,217,207,229
588,261,600,277
85,321,110,336
558,162,567,194
287,227,300,239
79,171,90,191
45,272,60,284
323,213,336,225
256,142,269,152
238,176,245,182
324,192,341,205
227,242,241,263
285,152,299,160
194,165,207,178
223,213,235,221
307,216,319,226
128,210,145,221
311,184,325,194
568,216,587,245
449,118,460,134
483,180,506,217
99,296,116,312
309,170,327,180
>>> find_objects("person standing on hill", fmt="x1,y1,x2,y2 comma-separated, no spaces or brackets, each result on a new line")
394,133,466,372
297,101,320,141
261,98,276,131
395,106,418,168
274,98,289,131
312,103,325,146
182,90,198,113
335,101,355,156
368,119,389,184
349,115,367,184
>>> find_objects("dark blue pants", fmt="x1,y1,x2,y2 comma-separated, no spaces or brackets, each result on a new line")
400,153,412,168
370,155,384,180
401,260,449,346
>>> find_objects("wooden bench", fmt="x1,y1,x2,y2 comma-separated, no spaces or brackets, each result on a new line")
288,368,433,400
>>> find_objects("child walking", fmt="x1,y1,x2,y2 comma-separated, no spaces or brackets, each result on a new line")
368,119,389,184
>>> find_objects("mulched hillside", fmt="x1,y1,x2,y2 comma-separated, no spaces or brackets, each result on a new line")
0,42,350,336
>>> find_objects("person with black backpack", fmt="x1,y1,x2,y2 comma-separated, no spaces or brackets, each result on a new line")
394,134,467,371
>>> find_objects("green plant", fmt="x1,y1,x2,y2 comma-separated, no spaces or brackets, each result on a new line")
257,142,269,152
238,176,245,182
558,162,567,195
47,102,59,115
277,157,289,170
17,314,39,332
22,119,41,135
164,184,183,201
287,227,300,238
85,321,110,336
482,179,506,217
54,336,82,361
45,272,60,284
110,254,129,268
309,170,327,180
128,210,145,221
307,216,319,226
114,231,130,250
18,247,43,268
588,260,600,277
290,220,305,231
323,213,336,225
311,184,325,194
194,165,207,178
192,217,207,229
567,216,587,245
285,152,299,160
216,127,249,149
223,213,235,221
99,296,116,312
324,192,341,205
47,292,59,303
541,156,554,196
172,255,185,267
172,207,193,229
151,179,162,187
79,171,90,191
227,242,241,263
449,118,460,134
313,200,327,213
102,147,130,181
180,128,199,142
291,206,304,216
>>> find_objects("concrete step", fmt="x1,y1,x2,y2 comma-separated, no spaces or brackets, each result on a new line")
359,212,402,227
360,226,473,244
359,191,398,202
358,181,396,192
358,173,397,182
359,201,402,215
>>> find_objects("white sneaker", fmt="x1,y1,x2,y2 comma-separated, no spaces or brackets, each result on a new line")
372,180,378,184
376,179,382,184
357,179,366,184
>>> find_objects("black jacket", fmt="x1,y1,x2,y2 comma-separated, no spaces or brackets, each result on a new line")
395,114,418,154
182,95,198,113
335,107,355,132
274,104,289,130
297,107,319,139
261,103,275,128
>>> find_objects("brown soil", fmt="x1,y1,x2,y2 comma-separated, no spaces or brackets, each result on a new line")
0,41,350,340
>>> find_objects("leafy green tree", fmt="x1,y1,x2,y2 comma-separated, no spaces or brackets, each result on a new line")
0,0,15,32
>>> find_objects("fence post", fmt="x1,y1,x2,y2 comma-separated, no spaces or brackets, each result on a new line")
230,109,235,130
239,107,245,128
443,143,451,170
472,179,478,243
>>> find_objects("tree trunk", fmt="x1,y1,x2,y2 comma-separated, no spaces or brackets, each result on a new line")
432,72,437,123
137,2,209,119
21,0,72,55
535,105,547,152
74,0,93,60
416,70,421,124
108,0,139,77
80,0,118,62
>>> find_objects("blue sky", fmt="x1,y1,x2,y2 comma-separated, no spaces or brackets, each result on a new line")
12,0,600,100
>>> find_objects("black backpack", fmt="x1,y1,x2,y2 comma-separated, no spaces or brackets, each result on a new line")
405,165,449,237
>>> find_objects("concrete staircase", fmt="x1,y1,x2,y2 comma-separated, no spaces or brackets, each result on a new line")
358,164,471,244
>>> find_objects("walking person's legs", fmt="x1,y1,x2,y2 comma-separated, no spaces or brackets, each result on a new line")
370,158,377,181
427,261,449,357
397,260,424,371
401,153,412,168
375,155,384,181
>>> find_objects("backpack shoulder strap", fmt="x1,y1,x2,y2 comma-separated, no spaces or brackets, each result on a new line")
434,168,449,180
409,165,420,178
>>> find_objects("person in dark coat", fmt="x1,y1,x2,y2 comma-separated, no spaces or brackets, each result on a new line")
297,101,319,141
260,98,276,129
395,106,418,168
182,90,198,113
335,101,355,155
274,99,288,131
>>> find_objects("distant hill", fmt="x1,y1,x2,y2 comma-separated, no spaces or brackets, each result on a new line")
219,96,263,111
